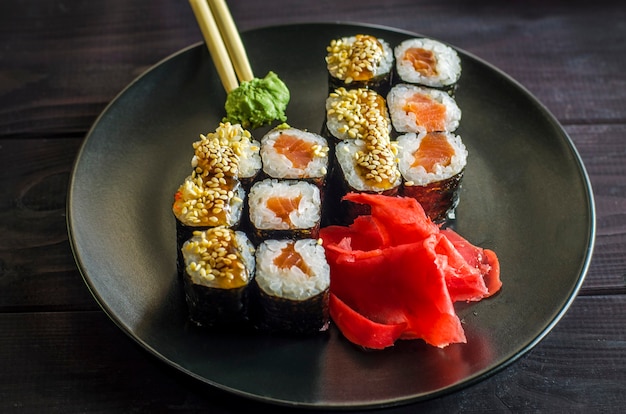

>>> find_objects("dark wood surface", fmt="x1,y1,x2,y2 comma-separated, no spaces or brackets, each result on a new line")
1,0,625,412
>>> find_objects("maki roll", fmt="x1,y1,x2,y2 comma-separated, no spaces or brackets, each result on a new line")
252,238,330,335
260,126,329,187
332,134,401,223
248,179,323,242
397,131,467,222
395,38,461,92
323,87,392,143
173,175,245,229
194,122,261,188
325,34,394,94
387,84,461,134
181,227,256,329
334,139,401,193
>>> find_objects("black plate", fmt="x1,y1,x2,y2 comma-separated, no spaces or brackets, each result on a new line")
67,23,595,409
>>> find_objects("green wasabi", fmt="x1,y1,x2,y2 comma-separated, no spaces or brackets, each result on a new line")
223,71,290,130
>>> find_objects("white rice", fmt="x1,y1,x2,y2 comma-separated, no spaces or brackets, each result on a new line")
335,139,401,192
237,138,262,179
387,84,462,133
397,131,467,186
255,239,330,301
395,38,461,88
260,127,328,179
248,179,321,230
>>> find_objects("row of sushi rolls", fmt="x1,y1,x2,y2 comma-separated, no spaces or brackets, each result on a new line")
173,34,468,340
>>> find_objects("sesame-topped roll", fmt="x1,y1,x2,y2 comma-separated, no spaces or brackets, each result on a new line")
323,87,392,143
397,131,467,222
387,84,461,134
260,126,329,187
173,175,245,229
251,238,330,335
194,122,261,188
248,179,322,243
172,174,246,275
325,34,394,95
333,135,402,223
395,38,462,93
181,227,256,329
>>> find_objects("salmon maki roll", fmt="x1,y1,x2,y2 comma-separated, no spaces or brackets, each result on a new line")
387,84,461,134
397,131,467,222
325,34,394,95
248,179,323,242
260,126,329,187
251,238,331,335
395,38,461,92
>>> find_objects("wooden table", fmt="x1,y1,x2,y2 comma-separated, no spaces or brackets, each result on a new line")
2,0,624,412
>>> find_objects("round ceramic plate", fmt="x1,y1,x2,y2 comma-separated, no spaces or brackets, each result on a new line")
67,23,595,409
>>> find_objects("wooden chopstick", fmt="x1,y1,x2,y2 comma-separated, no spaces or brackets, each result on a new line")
189,0,239,92
207,0,254,83
189,0,254,92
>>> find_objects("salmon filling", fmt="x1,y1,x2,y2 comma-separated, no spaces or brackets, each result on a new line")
273,242,313,276
411,132,455,172
403,47,438,77
403,93,447,132
273,133,316,169
266,195,302,226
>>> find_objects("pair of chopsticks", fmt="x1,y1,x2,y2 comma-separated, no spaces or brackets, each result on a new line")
189,0,254,92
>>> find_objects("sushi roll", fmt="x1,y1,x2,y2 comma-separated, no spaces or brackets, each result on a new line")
194,122,262,188
325,34,394,94
397,131,467,222
323,87,392,143
395,38,461,92
332,135,402,223
252,238,330,335
172,174,246,275
260,126,329,187
181,227,256,329
248,179,323,242
387,84,461,134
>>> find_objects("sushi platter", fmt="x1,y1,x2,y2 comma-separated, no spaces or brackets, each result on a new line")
68,23,594,408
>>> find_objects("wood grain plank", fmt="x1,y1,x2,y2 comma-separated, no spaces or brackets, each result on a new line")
0,295,624,413
567,124,626,293
0,138,97,311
